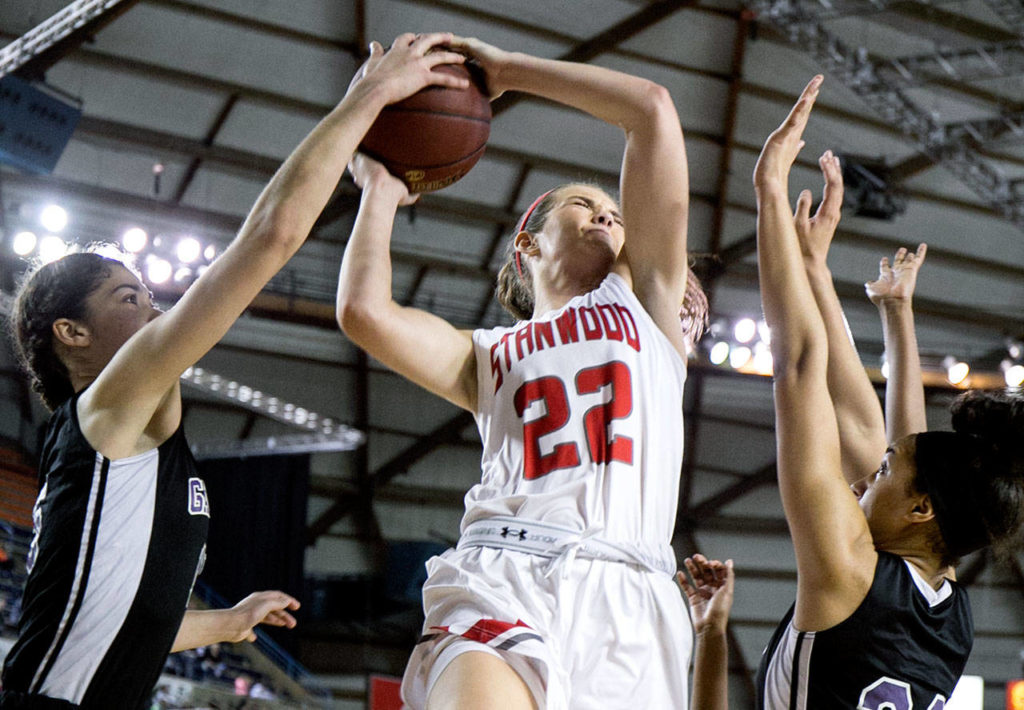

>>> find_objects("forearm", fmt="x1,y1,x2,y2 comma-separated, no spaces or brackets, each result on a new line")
497,52,670,131
171,609,242,653
880,300,927,440
336,182,403,332
239,80,390,251
805,263,886,482
692,629,729,710
756,186,827,370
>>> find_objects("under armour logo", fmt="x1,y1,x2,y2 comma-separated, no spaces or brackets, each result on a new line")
500,526,527,540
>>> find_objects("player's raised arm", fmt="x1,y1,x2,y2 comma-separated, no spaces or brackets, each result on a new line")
79,33,470,459
753,76,876,631
448,36,691,358
866,244,929,443
335,152,477,411
796,154,888,486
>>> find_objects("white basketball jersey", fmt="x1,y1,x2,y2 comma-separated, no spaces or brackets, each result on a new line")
467,272,687,545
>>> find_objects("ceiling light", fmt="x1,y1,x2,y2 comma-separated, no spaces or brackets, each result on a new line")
146,257,172,284
176,236,201,263
122,227,148,253
39,204,67,232
38,235,67,264
12,231,37,256
729,345,752,369
734,318,757,344
709,341,730,365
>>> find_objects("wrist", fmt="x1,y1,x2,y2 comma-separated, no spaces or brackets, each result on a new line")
695,624,728,641
878,298,913,314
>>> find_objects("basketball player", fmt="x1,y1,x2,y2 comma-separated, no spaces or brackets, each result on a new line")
753,76,1024,708
337,35,706,710
1,33,469,710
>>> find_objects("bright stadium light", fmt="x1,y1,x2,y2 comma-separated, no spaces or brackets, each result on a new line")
122,227,148,253
709,341,730,365
734,318,757,344
176,236,201,263
146,257,172,284
39,204,68,232
12,230,37,256
38,235,67,263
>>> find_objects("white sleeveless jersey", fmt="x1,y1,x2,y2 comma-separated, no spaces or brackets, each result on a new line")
467,272,687,545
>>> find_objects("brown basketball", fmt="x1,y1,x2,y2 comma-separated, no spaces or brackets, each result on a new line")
359,63,492,193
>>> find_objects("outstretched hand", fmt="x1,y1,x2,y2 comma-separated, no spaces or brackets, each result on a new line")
346,33,469,106
445,35,513,99
795,150,844,265
678,555,734,637
753,75,823,191
865,244,927,307
226,591,300,643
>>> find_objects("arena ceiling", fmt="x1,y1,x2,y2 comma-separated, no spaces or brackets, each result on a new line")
1,0,1023,702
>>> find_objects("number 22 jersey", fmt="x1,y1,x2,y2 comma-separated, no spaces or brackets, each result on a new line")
467,272,687,548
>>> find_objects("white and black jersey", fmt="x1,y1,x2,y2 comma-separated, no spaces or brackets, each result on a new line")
2,393,209,710
757,551,973,710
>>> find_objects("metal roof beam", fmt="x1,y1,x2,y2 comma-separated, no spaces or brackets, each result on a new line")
753,0,1024,230
0,0,140,81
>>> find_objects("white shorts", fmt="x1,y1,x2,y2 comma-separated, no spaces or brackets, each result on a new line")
400,544,693,709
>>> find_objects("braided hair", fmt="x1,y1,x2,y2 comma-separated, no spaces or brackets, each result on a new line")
11,251,123,410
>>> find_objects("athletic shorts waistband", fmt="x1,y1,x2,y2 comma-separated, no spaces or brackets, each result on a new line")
457,516,676,575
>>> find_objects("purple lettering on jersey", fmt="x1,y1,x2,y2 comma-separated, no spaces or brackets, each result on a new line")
188,477,210,517
579,306,602,340
858,677,912,710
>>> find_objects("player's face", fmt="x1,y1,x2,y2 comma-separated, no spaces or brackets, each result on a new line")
857,437,921,544
80,264,162,366
540,185,625,261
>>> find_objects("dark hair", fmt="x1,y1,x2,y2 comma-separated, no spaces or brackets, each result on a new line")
11,251,124,410
494,185,710,341
912,390,1024,566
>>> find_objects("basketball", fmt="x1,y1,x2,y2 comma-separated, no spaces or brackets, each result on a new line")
360,63,492,193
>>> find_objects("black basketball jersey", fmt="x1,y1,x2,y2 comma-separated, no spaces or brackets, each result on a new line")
2,393,209,709
756,551,973,710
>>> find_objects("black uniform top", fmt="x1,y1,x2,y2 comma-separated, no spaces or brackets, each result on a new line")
2,392,209,709
757,551,973,710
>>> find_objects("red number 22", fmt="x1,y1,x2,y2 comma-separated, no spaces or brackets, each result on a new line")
513,361,633,480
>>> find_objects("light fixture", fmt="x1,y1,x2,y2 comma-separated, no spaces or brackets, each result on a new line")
943,356,970,386
1005,364,1024,388
146,257,172,284
122,227,148,253
729,345,752,369
880,361,890,380
734,318,757,344
203,244,217,261
757,319,771,345
176,236,201,263
39,204,68,233
709,341,730,365
173,267,193,284
12,230,37,256
752,346,774,376
38,235,67,264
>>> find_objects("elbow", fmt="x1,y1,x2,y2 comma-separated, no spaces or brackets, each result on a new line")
771,337,827,383
335,297,375,342
624,80,677,131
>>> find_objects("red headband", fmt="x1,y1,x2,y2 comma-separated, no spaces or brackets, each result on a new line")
514,190,554,280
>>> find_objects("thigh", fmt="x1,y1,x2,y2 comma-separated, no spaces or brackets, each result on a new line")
426,651,537,710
